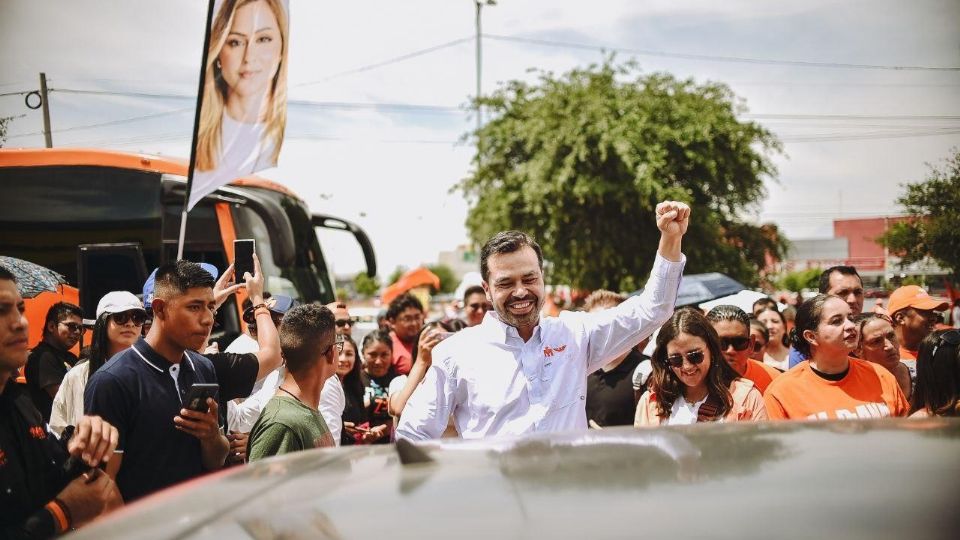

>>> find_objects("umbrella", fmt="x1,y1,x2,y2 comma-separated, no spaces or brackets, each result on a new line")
698,289,786,313
0,255,68,298
630,272,747,308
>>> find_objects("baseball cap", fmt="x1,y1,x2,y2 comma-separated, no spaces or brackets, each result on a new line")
243,294,298,324
143,263,220,310
886,285,949,317
85,291,145,325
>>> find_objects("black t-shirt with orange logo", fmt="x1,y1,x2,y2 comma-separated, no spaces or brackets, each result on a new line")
1,381,72,538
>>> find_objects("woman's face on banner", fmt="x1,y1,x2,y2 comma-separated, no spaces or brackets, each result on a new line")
218,0,282,101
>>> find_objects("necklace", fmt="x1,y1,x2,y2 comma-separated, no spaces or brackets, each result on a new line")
277,386,305,405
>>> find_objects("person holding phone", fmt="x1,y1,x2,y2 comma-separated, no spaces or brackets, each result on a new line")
84,261,229,502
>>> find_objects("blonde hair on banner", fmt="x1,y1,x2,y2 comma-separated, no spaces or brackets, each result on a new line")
196,0,288,172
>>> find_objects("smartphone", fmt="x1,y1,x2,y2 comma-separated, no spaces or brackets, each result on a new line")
234,239,255,280
184,383,220,413
435,331,454,341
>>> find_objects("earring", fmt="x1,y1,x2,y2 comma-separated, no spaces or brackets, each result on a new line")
214,59,221,69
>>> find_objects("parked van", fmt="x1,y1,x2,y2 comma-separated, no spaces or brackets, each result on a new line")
0,148,376,346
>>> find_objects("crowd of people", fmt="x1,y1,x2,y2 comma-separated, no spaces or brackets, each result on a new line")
2,200,959,537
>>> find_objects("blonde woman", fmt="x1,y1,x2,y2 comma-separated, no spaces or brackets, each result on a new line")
192,0,288,207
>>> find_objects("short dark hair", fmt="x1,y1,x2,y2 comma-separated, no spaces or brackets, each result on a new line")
479,231,543,282
153,260,215,300
0,266,16,283
279,304,336,374
751,297,777,315
819,266,862,294
43,302,83,338
361,328,393,353
386,293,424,321
790,294,835,357
463,285,485,303
706,305,750,330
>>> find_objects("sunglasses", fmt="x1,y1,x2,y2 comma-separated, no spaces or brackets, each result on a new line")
111,310,147,326
719,336,751,352
335,318,353,328
326,334,346,355
752,341,766,353
931,330,960,359
59,322,84,334
664,349,705,368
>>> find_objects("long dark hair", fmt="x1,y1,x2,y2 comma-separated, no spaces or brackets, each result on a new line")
339,336,364,404
911,330,960,416
87,313,113,375
650,309,739,420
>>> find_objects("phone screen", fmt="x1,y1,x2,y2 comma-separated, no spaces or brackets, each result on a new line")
234,239,255,280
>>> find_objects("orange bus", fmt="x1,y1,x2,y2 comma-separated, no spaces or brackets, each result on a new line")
0,147,375,349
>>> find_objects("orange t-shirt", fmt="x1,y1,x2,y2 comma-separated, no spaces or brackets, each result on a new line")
898,346,917,361
764,357,909,421
742,360,781,395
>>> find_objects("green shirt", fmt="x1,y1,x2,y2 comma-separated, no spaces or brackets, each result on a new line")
248,395,335,461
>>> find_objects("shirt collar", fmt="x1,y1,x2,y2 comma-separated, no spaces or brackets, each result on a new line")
132,338,195,374
482,311,543,345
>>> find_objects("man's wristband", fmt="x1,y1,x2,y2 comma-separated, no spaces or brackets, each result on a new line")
46,498,72,533
249,303,270,316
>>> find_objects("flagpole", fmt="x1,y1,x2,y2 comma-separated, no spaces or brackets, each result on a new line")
177,0,217,261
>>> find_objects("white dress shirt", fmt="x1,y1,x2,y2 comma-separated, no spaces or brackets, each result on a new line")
397,253,684,441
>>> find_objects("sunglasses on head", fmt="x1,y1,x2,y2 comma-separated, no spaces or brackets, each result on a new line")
719,336,751,352
111,310,147,326
931,329,960,359
664,349,705,368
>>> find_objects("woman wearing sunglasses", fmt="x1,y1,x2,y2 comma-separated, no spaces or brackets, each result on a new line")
764,295,908,420
50,291,146,436
634,309,767,426
910,329,960,418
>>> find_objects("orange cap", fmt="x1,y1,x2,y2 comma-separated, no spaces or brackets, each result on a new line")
886,285,948,316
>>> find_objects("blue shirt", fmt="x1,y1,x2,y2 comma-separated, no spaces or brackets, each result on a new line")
788,346,807,369
84,338,219,501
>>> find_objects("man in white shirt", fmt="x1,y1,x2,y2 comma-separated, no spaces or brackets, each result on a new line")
397,201,689,440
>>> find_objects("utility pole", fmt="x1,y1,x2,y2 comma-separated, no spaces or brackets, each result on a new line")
475,1,495,163
39,72,53,148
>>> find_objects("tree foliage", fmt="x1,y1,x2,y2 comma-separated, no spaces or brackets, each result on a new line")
881,148,960,279
354,271,380,298
777,268,821,295
427,264,458,294
387,266,406,287
458,60,786,290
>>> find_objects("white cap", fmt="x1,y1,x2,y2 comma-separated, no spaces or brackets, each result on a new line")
96,291,145,319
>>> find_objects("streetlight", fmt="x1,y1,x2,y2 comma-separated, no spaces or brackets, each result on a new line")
475,1,496,162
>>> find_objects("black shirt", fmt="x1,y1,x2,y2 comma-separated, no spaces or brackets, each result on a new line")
586,350,643,427
204,351,259,431
25,342,78,423
83,338,219,502
360,371,394,445
0,381,71,539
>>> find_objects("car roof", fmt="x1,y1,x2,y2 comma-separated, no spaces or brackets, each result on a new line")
71,418,960,539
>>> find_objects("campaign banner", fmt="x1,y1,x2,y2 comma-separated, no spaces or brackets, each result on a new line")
187,0,289,210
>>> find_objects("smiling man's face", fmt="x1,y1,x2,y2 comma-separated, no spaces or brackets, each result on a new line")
482,246,545,334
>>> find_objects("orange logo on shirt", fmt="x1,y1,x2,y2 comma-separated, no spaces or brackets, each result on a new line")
543,345,567,357
29,426,46,440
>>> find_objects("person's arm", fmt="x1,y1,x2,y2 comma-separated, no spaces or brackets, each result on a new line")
389,329,442,417
231,369,281,433
395,355,455,441
580,202,688,372
174,398,229,470
244,254,282,380
743,388,769,421
318,375,344,446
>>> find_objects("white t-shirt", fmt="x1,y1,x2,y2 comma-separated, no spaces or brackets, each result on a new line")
666,394,710,426
225,333,259,355
49,362,91,437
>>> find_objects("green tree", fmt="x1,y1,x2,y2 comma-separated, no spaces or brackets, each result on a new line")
880,149,960,279
458,60,786,290
427,264,458,294
776,268,821,295
387,266,407,286
354,272,380,298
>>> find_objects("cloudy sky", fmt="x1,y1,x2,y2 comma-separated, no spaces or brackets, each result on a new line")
2,0,959,279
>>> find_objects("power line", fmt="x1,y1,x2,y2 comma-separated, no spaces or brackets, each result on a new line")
5,108,192,139
780,129,960,143
296,36,474,87
484,34,960,72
